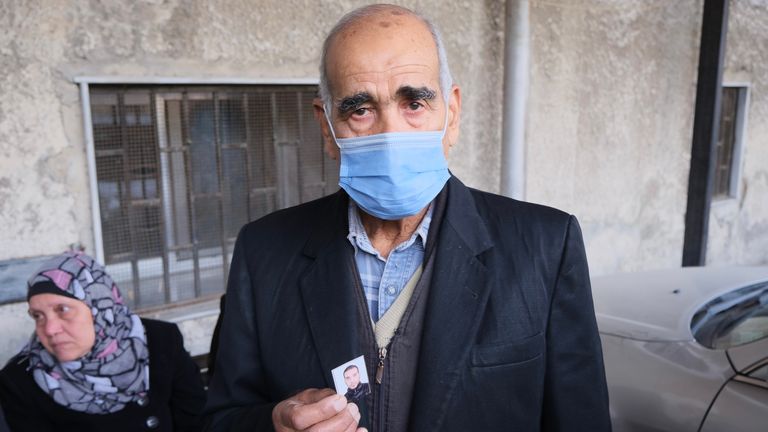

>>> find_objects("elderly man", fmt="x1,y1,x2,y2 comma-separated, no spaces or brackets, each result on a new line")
204,4,611,432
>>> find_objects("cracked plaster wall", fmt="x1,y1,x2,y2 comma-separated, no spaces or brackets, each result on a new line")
528,0,703,274
0,0,503,362
1,1,767,360
2,1,765,275
0,0,504,263
707,0,768,266
528,0,767,274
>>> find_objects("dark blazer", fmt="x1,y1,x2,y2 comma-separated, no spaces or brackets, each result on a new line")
204,176,611,432
0,398,9,432
0,318,206,432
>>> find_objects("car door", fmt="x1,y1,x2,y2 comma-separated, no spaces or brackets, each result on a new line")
699,338,768,432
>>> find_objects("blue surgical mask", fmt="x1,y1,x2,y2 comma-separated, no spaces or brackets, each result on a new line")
324,108,450,220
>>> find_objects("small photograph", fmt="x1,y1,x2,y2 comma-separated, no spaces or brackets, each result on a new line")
331,355,371,403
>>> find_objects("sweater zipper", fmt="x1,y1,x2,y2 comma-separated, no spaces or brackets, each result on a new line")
375,346,387,384
348,255,382,431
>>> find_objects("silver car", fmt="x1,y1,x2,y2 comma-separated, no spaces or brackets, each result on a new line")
592,267,768,432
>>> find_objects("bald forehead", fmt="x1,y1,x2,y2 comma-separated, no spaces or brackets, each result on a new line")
325,8,437,64
340,7,420,33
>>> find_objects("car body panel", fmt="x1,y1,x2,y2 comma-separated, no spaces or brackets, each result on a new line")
727,331,768,373
592,267,768,432
700,380,768,432
600,334,732,432
593,267,768,343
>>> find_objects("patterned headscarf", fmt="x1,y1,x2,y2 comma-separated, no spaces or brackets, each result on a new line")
20,251,150,414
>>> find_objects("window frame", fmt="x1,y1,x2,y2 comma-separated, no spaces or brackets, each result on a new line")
77,77,321,310
713,83,750,202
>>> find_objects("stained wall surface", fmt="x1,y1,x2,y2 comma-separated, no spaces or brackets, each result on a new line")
527,0,703,274
0,0,504,263
1,1,767,363
0,0,504,363
528,0,767,274
708,0,768,266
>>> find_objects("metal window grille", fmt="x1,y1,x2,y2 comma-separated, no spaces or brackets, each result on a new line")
714,86,739,198
713,85,751,200
89,85,338,310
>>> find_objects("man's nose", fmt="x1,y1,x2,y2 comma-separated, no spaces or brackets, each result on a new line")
377,105,403,134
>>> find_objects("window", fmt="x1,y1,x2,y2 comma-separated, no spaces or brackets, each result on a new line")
89,85,338,310
713,85,748,199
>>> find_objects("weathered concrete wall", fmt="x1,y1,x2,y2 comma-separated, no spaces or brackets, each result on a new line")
708,0,768,266
527,0,704,275
432,0,505,193
0,302,31,364
0,0,503,263
2,0,768,363
0,0,503,361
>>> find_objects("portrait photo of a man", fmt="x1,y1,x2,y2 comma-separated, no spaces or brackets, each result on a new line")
331,355,371,405
342,365,370,403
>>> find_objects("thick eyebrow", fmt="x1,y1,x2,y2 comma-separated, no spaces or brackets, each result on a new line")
396,85,436,101
337,92,373,115
335,86,436,115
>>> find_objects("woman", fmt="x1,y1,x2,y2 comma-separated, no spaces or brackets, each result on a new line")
0,251,205,431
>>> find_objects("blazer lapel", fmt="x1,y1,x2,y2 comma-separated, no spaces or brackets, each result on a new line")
299,191,368,387
410,177,494,431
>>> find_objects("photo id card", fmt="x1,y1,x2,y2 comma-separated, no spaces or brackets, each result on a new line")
331,355,371,403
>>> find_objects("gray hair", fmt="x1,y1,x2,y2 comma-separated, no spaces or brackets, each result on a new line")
318,4,453,111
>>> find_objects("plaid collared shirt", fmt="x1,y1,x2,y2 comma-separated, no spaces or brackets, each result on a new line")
347,202,433,322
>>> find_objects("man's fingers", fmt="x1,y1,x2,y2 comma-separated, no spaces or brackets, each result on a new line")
272,389,362,432
293,388,337,405
342,404,362,432
273,389,339,431
306,403,360,432
291,394,348,430
347,402,361,424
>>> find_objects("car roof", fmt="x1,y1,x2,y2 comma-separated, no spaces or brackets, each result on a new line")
591,266,768,342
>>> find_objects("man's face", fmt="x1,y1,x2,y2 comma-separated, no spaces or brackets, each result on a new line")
344,366,361,389
315,10,461,160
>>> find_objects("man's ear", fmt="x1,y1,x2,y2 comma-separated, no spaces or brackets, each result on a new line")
442,84,462,157
313,97,340,160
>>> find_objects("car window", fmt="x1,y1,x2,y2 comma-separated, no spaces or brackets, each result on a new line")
691,281,768,349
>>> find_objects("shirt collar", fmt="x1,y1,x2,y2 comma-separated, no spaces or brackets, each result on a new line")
347,201,433,257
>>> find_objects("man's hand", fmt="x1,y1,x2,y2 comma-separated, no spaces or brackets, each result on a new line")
272,388,367,432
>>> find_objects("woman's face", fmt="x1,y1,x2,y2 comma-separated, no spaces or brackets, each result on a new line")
28,294,96,362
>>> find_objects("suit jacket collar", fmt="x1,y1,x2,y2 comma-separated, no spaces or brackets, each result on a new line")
301,189,350,259
300,176,493,259
440,176,493,255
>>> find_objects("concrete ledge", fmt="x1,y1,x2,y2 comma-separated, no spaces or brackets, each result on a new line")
141,297,222,357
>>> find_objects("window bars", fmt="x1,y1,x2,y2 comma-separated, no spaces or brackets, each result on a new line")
89,85,338,310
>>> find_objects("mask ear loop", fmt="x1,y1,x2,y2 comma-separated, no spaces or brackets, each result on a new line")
323,106,342,148
440,96,451,140
439,89,451,139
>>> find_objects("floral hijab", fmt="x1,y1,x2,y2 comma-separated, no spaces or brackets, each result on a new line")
20,251,150,414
